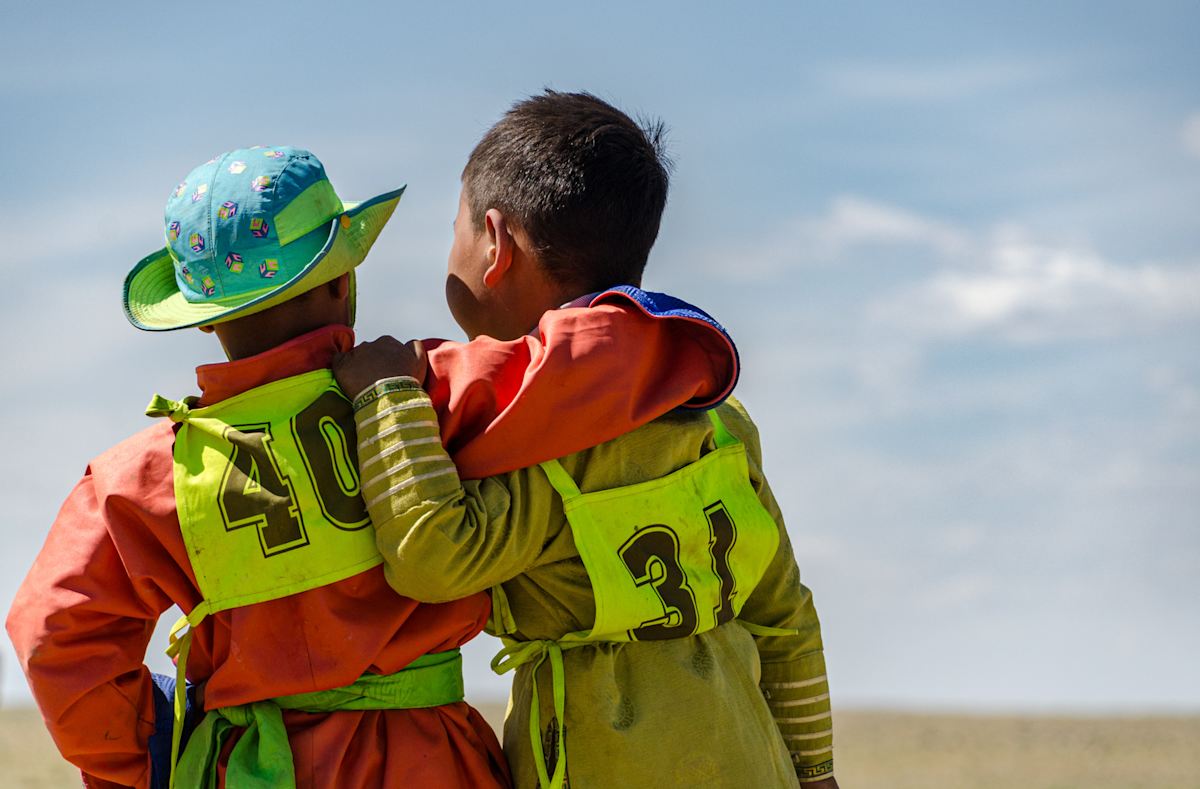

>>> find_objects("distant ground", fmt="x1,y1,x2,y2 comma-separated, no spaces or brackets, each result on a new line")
820,711,1200,789
4,705,1198,788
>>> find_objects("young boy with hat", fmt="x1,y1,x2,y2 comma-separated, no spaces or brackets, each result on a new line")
333,92,839,788
7,144,742,788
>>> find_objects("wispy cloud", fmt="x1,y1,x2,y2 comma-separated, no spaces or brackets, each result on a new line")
874,228,1200,342
821,59,1041,102
717,195,1200,343
704,195,970,278
817,196,971,257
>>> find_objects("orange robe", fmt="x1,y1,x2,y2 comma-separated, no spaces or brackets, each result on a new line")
7,298,737,789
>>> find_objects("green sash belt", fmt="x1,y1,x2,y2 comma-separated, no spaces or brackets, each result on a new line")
174,649,464,789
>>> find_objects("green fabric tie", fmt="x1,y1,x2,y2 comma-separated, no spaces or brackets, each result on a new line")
145,393,195,421
173,650,464,789
492,638,597,789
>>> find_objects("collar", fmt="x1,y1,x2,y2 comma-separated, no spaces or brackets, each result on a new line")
559,291,600,310
195,324,355,406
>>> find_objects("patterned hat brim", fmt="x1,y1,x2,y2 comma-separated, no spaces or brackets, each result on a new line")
123,186,404,332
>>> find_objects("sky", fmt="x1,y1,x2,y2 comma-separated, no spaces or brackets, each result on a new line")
0,1,1197,712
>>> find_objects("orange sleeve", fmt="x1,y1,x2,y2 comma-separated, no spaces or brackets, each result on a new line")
6,466,174,788
425,301,737,480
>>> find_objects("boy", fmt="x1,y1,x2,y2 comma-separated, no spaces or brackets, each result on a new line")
334,92,839,787
8,145,741,788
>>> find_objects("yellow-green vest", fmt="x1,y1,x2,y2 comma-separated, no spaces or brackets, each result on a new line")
147,369,460,788
152,369,381,620
492,409,790,789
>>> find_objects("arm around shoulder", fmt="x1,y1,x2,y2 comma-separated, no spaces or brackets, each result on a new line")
353,383,559,602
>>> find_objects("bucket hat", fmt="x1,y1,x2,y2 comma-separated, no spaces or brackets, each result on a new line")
123,146,404,331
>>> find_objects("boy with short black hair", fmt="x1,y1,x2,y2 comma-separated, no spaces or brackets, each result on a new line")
461,90,668,292
335,91,838,788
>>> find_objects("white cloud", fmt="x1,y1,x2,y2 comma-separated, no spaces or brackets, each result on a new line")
818,196,971,256
722,195,1200,343
878,233,1200,342
705,195,970,278
1182,112,1200,159
822,60,1039,102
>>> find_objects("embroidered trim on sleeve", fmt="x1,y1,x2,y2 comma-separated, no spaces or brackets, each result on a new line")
796,759,834,780
351,376,423,411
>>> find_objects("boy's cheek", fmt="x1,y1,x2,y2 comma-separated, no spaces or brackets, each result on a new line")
445,274,484,339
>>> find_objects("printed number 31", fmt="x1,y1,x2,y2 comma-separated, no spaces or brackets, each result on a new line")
618,502,738,641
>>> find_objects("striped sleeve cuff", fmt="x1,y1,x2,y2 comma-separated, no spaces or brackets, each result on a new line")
351,376,425,412
354,386,460,519
761,652,835,782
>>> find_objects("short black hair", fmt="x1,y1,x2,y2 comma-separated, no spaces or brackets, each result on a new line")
462,90,671,291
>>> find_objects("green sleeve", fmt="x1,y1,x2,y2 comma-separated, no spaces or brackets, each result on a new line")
720,401,836,784
352,383,555,603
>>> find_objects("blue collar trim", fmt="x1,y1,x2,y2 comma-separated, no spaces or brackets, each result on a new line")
589,285,740,409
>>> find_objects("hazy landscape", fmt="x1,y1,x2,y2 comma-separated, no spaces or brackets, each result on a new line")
3,704,1197,788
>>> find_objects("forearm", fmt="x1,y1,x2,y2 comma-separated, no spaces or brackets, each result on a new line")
751,564,834,782
10,570,157,786
741,477,835,782
33,668,155,789
801,778,840,789
5,474,178,787
353,379,543,601
754,574,835,784
759,627,835,784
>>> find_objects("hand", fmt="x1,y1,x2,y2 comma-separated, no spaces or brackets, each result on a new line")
332,336,428,398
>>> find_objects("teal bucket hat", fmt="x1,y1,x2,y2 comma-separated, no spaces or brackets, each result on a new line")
124,146,404,331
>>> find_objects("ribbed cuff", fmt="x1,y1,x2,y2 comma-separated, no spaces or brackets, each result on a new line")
354,387,459,517
351,376,423,411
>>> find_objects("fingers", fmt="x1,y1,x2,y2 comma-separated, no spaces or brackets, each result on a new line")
331,335,426,396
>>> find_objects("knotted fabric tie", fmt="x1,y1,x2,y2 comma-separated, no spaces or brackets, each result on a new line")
171,650,465,789
145,394,196,421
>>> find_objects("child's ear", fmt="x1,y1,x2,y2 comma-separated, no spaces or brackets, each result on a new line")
483,208,515,289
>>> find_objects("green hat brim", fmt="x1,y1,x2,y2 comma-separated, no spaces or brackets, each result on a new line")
123,186,405,331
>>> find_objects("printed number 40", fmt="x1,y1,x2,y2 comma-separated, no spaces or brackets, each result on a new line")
217,390,368,558
617,502,738,641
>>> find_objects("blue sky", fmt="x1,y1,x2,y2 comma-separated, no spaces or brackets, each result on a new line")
1,2,1197,711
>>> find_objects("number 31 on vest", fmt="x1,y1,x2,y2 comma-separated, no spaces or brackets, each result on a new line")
542,411,780,644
